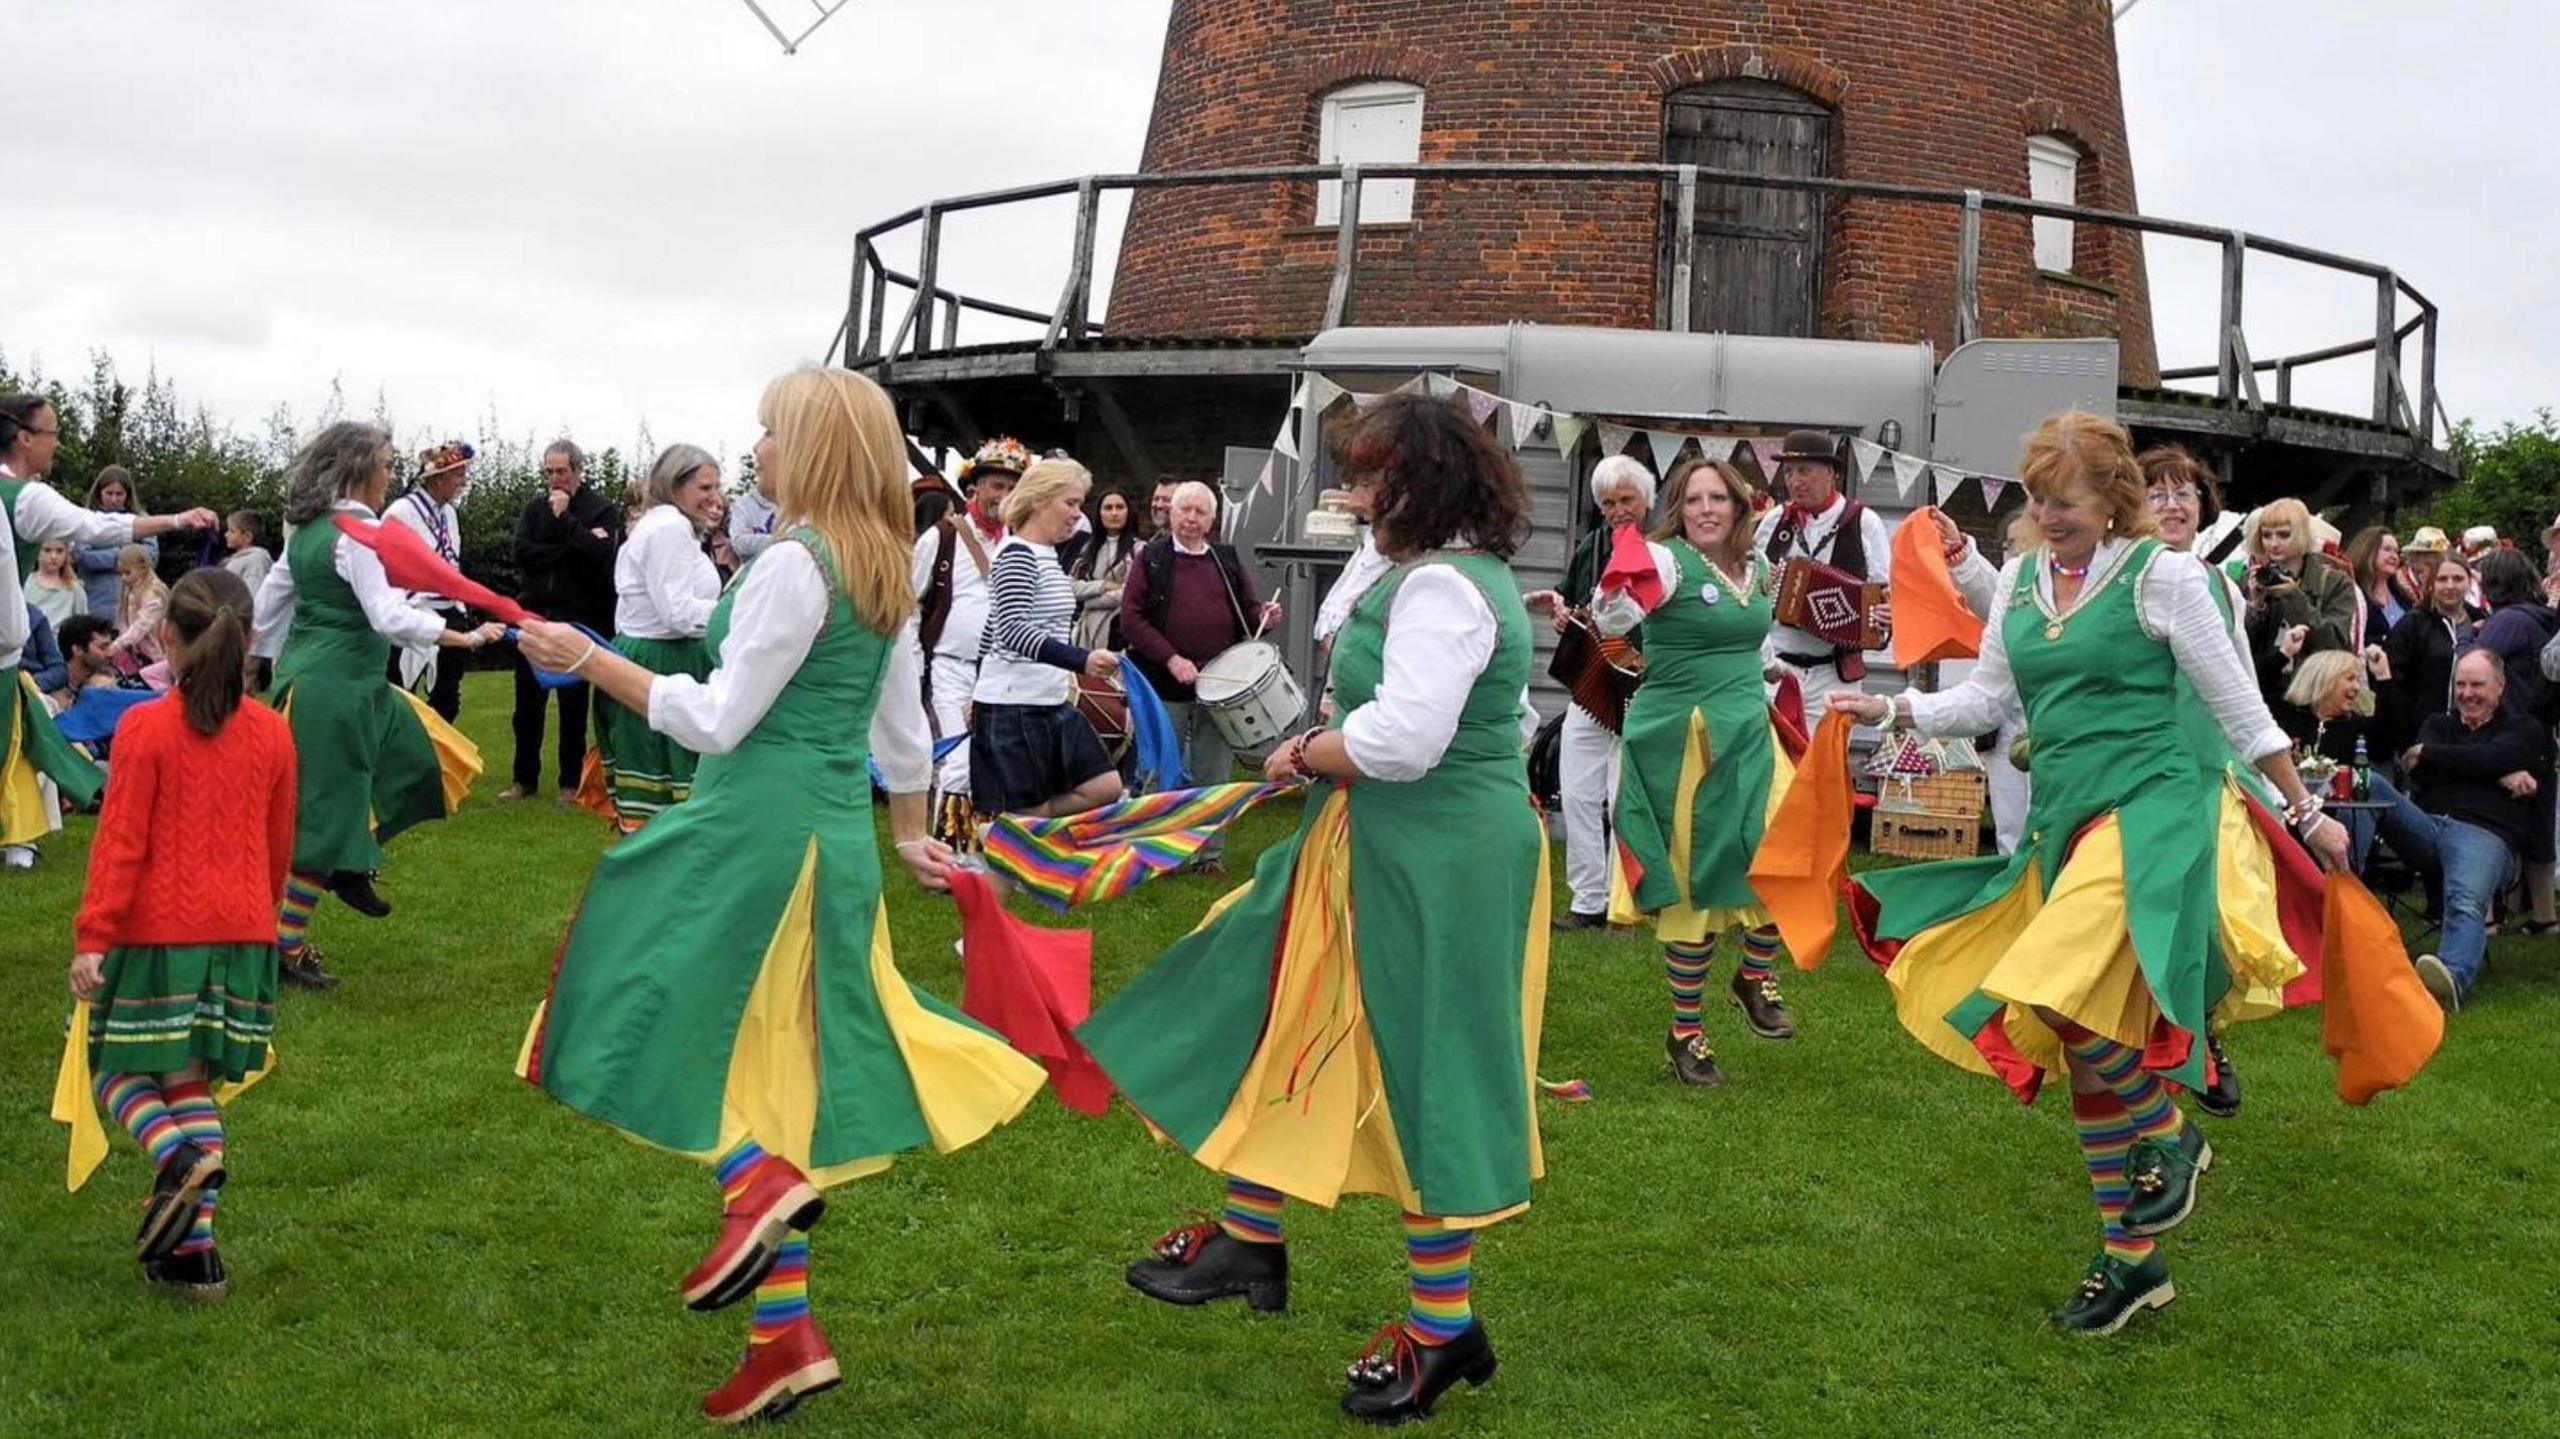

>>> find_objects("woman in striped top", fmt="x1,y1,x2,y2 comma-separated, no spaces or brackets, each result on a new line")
969,457,1123,819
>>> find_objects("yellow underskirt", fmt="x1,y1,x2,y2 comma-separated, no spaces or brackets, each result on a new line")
1,673,59,847
1182,790,1551,1229
1885,783,2307,1084
518,840,1044,1189
1609,710,1795,944
393,686,484,813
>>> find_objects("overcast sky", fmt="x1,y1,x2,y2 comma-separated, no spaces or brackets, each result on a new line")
7,1,2553,469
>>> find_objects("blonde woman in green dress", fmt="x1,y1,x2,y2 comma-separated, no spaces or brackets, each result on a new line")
515,369,1043,1426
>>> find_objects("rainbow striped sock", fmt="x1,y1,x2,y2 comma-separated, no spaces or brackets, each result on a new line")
1735,926,1780,983
277,871,326,956
2067,1031,2186,1144
714,1138,769,1204
1402,1214,1475,1345
96,1073,183,1164
2072,1089,2153,1264
1664,941,1712,1040
163,1080,224,1257
1219,1177,1285,1245
750,1234,810,1346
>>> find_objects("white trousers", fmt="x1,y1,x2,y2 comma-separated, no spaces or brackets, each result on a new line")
926,652,977,799
1559,703,1622,917
1780,657,1861,717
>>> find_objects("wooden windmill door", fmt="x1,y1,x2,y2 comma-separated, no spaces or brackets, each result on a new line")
1662,81,1831,337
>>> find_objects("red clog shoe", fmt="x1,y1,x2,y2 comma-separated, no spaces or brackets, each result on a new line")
681,1157,823,1313
702,1318,841,1425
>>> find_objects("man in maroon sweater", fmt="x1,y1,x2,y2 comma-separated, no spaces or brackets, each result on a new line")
1119,481,1281,872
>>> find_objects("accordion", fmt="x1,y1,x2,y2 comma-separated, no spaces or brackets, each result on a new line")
1548,614,1646,733
1773,559,1888,650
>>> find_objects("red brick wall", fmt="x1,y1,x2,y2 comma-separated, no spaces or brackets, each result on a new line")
1106,0,2157,381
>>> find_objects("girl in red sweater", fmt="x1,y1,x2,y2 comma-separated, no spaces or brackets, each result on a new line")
67,566,296,1301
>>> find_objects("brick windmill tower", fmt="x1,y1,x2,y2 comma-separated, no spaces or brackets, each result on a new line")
1107,0,2158,377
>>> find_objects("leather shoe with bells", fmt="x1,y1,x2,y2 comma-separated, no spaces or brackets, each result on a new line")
682,1156,824,1313
327,870,391,918
279,948,340,991
2122,1119,2213,1238
1341,1320,1497,1425
2196,1034,2241,1119
1728,968,1796,1040
142,1245,230,1302
1124,1220,1288,1312
135,1140,227,1261
702,1318,841,1425
1666,1031,1725,1087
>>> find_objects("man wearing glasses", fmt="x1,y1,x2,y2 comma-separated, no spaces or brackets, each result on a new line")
503,439,623,803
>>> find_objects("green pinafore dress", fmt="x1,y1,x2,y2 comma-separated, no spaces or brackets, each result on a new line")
522,529,1042,1186
270,516,478,875
1081,553,1552,1225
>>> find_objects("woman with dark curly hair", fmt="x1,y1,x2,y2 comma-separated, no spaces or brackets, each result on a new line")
1084,392,1544,1426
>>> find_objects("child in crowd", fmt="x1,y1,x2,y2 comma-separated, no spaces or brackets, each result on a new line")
64,566,296,1301
222,511,273,594
26,538,87,628
109,544,170,678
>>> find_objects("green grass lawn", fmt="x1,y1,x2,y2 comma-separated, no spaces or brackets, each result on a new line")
4,672,2557,1437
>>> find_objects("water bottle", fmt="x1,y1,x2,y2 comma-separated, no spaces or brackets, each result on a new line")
2350,736,2371,801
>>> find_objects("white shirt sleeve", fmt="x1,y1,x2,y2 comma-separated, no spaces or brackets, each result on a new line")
647,542,827,755
251,549,297,660
869,619,934,794
1591,542,1678,638
1339,565,1499,783
908,527,938,599
636,511,721,638
334,528,451,648
1949,543,2002,615
2141,549,2291,761
12,481,136,549
1904,557,2023,739
1862,507,1895,584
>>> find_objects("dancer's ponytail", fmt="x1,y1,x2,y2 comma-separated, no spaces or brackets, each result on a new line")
166,567,254,736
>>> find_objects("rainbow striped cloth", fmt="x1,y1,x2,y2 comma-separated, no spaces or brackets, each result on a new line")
983,781,1291,911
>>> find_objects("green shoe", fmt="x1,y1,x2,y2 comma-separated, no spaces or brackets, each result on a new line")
2123,1120,2213,1237
2051,1251,2174,1336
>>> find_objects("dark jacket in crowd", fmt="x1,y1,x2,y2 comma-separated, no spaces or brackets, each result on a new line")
513,485,624,631
21,603,67,694
2376,607,2477,755
2406,707,2552,854
2274,698,2368,769
2244,560,2362,706
1119,536,1260,703
2475,600,2560,724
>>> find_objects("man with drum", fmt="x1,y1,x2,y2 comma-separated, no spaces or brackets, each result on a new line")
1754,429,1893,715
912,437,1028,840
1120,480,1281,875
1524,455,1656,930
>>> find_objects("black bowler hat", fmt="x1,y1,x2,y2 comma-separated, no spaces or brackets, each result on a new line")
1776,429,1844,474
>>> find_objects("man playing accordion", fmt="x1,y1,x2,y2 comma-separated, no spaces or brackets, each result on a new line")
1754,429,1892,715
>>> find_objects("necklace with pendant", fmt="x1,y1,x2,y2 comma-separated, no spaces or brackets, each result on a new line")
2035,549,2111,641
1683,538,1752,607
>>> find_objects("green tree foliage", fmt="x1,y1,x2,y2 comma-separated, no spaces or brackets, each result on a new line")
2416,410,2560,546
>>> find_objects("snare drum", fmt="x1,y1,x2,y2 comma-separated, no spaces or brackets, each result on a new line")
1194,640,1306,749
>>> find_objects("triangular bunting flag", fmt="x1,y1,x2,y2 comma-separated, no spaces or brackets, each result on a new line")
1465,388,1501,427
1751,438,1788,480
1505,401,1540,451
1889,451,1930,504
1597,422,1636,458
1351,389,1388,411
1272,412,1299,462
1551,414,1589,458
1978,474,2010,511
1851,438,1888,487
1647,428,1691,475
1422,373,1459,400
1253,456,1274,495
1306,374,1344,418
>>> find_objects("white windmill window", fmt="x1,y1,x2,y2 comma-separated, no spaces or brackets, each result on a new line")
2027,134,2081,273
1317,81,1424,226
